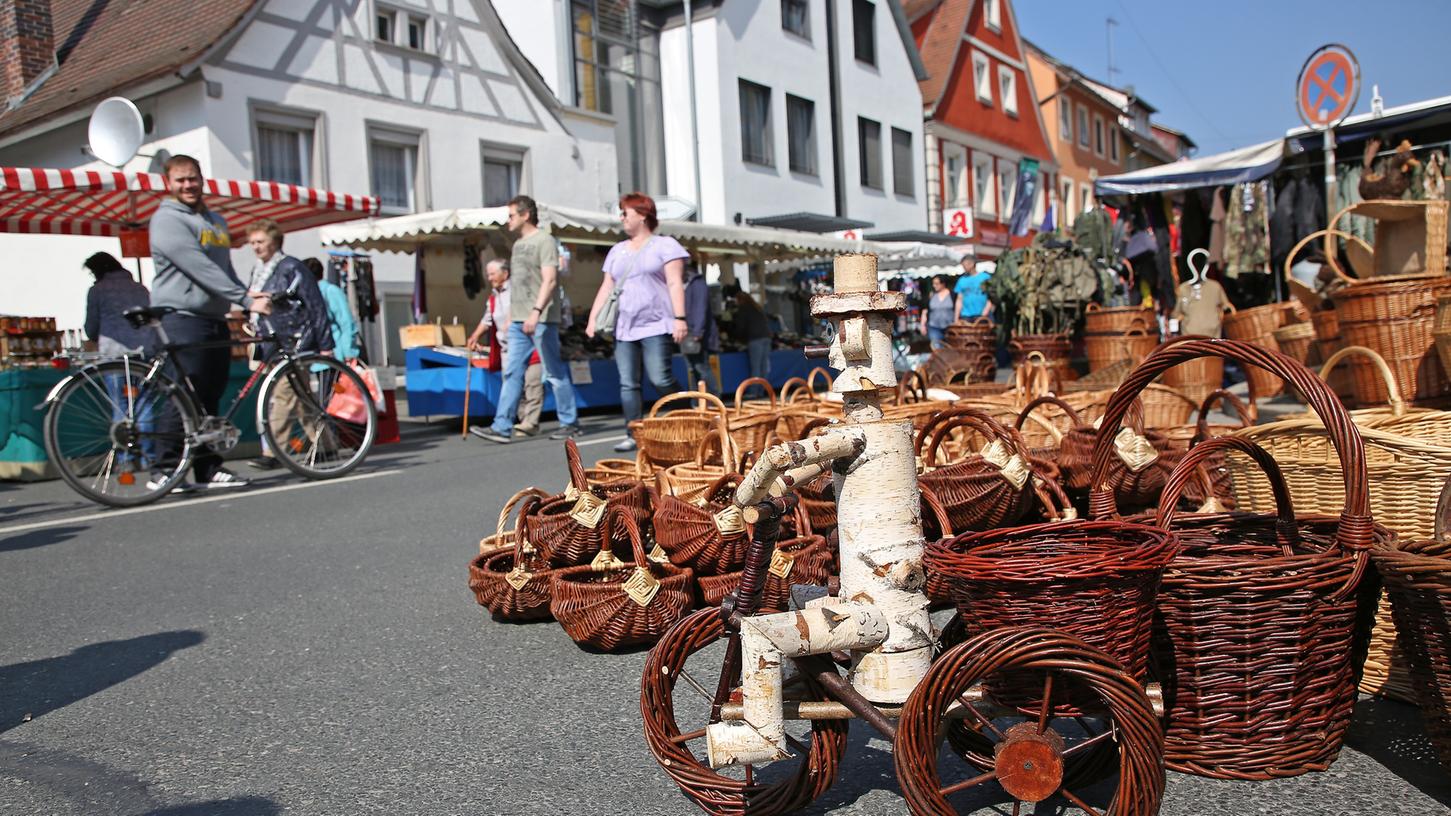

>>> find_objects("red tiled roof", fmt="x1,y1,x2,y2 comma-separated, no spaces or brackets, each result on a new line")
912,0,971,112
0,0,258,138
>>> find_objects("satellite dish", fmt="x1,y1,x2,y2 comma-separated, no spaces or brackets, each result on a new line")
653,195,697,222
88,97,145,168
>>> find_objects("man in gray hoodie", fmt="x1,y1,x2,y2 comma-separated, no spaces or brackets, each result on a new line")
149,154,270,489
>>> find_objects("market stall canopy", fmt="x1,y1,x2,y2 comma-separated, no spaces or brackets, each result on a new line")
0,167,380,238
1286,94,1451,150
1093,138,1286,196
765,241,967,280
318,203,889,260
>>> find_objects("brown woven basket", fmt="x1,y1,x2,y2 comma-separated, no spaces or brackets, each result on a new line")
1157,388,1255,507
1139,382,1198,430
1084,302,1156,335
1094,339,1384,780
728,377,783,458
632,390,732,471
549,507,694,651
1221,303,1292,398
1009,333,1077,382
1050,395,1180,512
468,495,557,622
656,430,743,504
1084,327,1160,372
526,440,652,567
698,534,833,611
652,475,751,576
1160,354,1225,407
916,407,1041,534
1373,478,1451,772
584,457,640,483
1331,275,1451,405
468,486,551,609
1273,321,1317,364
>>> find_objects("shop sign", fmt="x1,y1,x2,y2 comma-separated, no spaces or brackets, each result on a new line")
1296,44,1359,129
119,227,150,258
569,360,593,385
976,222,1010,247
942,208,974,239
832,229,865,241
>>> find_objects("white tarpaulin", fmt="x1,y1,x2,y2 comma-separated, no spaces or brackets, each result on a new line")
1094,138,1285,196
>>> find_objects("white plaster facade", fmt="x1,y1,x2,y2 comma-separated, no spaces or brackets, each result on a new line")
0,0,619,365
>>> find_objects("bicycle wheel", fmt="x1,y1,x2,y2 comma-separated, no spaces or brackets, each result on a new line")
44,360,197,507
258,355,376,479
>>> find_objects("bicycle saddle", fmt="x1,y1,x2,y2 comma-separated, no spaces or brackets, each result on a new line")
123,305,177,327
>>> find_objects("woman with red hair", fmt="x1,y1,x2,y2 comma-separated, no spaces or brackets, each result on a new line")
586,192,689,453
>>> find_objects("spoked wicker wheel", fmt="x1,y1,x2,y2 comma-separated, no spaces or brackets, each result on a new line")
897,627,1164,816
641,608,847,815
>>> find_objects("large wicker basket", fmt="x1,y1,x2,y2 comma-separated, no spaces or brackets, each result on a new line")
652,475,751,576
1096,339,1384,779
631,390,732,471
1330,275,1451,405
1221,303,1293,398
1084,302,1156,335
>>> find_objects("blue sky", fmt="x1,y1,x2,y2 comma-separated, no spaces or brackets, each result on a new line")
1012,0,1450,155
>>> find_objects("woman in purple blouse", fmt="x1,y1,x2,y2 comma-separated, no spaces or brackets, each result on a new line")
585,193,689,453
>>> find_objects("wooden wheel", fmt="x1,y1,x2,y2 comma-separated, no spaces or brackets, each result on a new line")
896,627,1164,816
641,609,847,815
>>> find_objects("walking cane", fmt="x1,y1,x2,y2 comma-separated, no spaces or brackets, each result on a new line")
461,346,474,439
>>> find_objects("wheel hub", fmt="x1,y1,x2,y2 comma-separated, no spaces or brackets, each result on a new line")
993,721,1065,802
108,420,137,450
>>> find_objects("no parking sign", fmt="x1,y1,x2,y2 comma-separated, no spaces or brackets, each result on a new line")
1296,44,1360,129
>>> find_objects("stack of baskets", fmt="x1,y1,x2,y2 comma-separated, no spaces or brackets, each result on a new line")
938,319,998,384
1221,302,1296,398
1083,303,1160,373
1009,333,1077,383
1329,274,1451,405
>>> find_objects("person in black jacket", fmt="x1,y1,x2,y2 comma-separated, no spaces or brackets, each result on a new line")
682,261,719,394
243,220,334,470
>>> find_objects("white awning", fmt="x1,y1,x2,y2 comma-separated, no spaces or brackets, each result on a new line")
1094,138,1286,196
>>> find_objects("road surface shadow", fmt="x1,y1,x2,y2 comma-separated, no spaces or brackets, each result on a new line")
1344,695,1451,806
0,525,87,553
140,797,281,816
0,630,205,733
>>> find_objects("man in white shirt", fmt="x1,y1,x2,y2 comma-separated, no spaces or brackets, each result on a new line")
466,259,543,436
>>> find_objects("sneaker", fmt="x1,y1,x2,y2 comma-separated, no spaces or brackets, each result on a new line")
203,468,251,489
512,426,539,439
470,426,512,444
549,425,584,440
248,456,282,470
146,473,194,494
613,437,637,453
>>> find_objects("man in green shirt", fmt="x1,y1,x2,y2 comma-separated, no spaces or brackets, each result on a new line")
473,195,581,442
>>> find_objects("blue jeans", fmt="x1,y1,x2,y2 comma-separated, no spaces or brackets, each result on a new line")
492,322,577,433
745,337,771,398
616,333,679,426
103,368,159,468
684,351,718,395
927,325,947,349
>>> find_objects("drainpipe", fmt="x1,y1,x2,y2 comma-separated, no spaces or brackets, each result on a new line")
925,132,942,232
684,0,703,220
824,0,846,217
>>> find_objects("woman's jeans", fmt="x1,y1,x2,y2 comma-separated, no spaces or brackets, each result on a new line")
616,333,679,428
927,325,946,349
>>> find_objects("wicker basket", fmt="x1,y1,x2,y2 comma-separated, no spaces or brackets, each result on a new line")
1084,327,1160,373
728,377,783,458
698,534,833,611
527,440,652,567
1095,339,1384,779
916,408,1044,534
1330,275,1451,405
1160,354,1225,407
631,390,732,471
1273,321,1317,364
1084,302,1156,335
468,494,557,622
549,507,694,651
656,430,743,504
467,487,552,614
652,475,751,576
1373,479,1451,772
1157,388,1255,507
1221,303,1292,398
1009,333,1077,383
1052,396,1180,511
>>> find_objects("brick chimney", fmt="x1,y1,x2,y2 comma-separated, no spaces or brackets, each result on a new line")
1,0,56,105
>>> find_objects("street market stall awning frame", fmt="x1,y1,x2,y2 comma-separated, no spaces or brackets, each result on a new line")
0,167,380,238
1093,138,1286,197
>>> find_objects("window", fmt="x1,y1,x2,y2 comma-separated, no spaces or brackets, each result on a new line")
254,108,317,187
1081,184,1093,215
973,154,994,216
1076,104,1089,147
781,0,810,39
376,6,427,51
972,51,992,105
369,128,423,211
1109,129,1120,164
853,0,875,65
739,80,773,166
998,66,1017,116
998,164,1015,218
786,94,816,175
984,0,1001,31
1093,114,1105,156
1061,178,1074,223
858,117,882,189
571,1,667,192
891,127,913,197
1058,99,1071,140
376,9,395,43
481,144,525,206
943,143,967,208
407,15,427,50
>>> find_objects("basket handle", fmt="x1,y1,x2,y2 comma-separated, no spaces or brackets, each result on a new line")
564,438,590,491
511,494,547,564
914,404,1015,455
1318,345,1407,417
1192,388,1254,443
896,369,930,403
777,376,810,403
705,471,744,505
609,504,654,571
1089,339,1372,592
1155,435,1299,555
647,389,728,419
1085,303,1101,313
919,482,954,537
805,367,834,396
1122,328,1149,339
923,409,1023,468
1015,395,1084,432
969,316,994,328
1125,316,1150,331
733,377,777,411
1031,470,1074,521
488,486,551,551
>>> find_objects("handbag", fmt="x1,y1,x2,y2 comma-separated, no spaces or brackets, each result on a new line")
596,237,652,341
325,361,383,424
485,293,503,372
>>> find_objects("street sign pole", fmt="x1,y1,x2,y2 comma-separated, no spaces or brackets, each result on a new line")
1295,43,1359,275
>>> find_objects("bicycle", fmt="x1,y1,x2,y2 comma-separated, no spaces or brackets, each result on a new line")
41,298,378,507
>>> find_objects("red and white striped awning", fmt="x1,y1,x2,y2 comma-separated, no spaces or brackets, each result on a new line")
0,167,379,238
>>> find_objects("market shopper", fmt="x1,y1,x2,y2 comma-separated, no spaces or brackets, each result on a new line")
682,259,720,395
725,284,773,397
82,252,152,356
243,221,334,471
304,258,361,364
953,256,993,321
472,195,581,443
467,259,544,437
919,274,955,348
149,154,270,489
585,192,688,454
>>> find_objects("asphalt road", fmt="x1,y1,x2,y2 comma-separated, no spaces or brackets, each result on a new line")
2,418,1450,815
